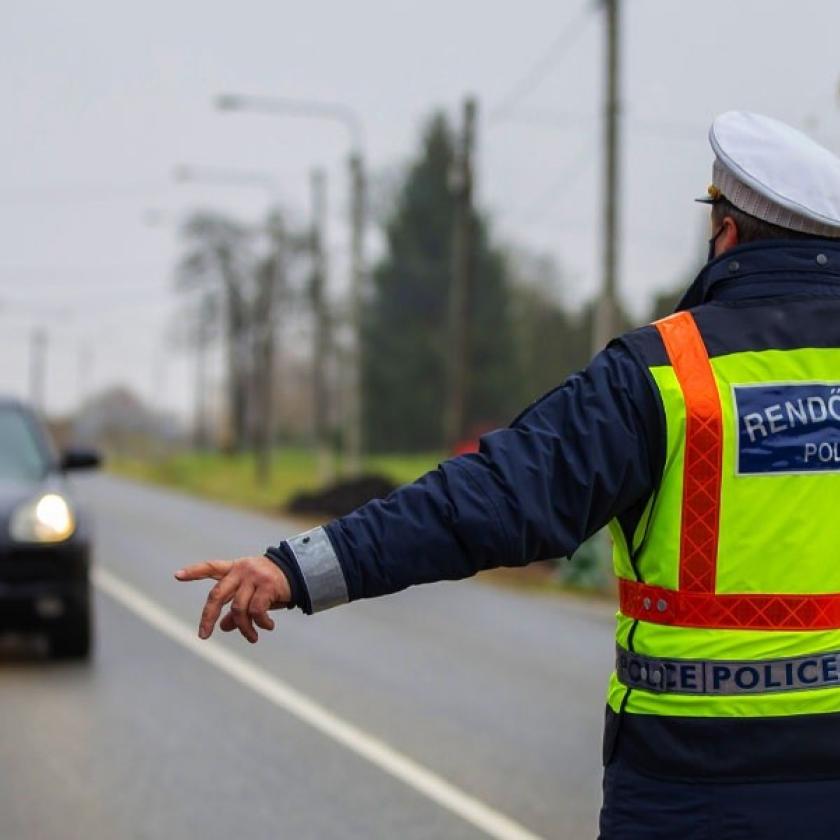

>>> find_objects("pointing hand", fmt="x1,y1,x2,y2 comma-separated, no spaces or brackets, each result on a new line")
175,556,291,644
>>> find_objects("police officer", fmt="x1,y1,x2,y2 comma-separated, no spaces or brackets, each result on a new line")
177,111,840,838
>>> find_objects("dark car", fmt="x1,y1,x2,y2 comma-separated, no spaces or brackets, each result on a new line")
0,398,101,659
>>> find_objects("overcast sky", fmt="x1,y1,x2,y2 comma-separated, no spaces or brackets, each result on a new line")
2,0,839,420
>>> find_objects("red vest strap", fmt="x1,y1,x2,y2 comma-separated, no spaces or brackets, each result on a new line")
654,312,723,593
619,579,840,631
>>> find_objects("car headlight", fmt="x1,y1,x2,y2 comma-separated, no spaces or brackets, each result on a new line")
9,493,76,543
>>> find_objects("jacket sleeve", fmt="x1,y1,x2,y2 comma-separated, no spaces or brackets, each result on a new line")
268,341,663,613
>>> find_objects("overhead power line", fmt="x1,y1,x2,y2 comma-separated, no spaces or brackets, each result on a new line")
0,181,171,207
516,142,596,222
490,106,597,132
488,5,597,124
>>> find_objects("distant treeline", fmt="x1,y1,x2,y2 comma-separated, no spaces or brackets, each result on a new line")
173,110,697,457
361,112,693,453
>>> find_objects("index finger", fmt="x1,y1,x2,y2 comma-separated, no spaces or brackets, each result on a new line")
199,571,241,639
175,560,234,582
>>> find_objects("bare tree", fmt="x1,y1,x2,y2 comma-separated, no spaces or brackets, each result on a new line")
176,211,254,453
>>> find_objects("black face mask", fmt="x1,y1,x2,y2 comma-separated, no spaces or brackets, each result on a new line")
707,225,725,262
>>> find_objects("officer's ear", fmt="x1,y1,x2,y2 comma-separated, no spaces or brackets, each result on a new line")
716,215,740,256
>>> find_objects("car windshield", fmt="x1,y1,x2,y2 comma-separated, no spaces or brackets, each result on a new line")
0,406,49,483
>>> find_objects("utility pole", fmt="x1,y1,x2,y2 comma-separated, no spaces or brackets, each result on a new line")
193,295,213,450
310,169,332,483
592,0,621,353
29,327,47,414
253,214,285,483
344,153,366,476
445,97,477,448
76,341,93,412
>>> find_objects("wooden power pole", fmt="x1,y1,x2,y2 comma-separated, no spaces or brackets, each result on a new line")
344,153,366,476
29,327,47,415
593,0,621,353
445,96,477,448
193,295,213,450
252,214,285,483
310,169,332,483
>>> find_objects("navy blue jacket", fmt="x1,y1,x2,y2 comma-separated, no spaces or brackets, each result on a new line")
271,240,840,613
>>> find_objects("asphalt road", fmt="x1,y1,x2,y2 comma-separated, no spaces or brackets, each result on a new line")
0,474,615,840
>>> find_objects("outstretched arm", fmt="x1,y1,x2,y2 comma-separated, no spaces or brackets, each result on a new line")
176,339,662,641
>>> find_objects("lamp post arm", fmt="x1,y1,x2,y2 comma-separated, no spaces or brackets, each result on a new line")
216,93,364,153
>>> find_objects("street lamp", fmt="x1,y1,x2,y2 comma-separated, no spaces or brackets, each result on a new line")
216,94,364,151
215,92,368,477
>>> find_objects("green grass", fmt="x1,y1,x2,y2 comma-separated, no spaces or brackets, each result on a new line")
361,452,446,486
108,447,443,515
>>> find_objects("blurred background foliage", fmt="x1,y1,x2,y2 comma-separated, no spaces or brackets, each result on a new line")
82,107,696,596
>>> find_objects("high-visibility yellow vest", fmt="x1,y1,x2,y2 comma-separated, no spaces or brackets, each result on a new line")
608,309,840,726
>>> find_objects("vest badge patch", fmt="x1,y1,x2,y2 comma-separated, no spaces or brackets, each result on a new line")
734,383,840,475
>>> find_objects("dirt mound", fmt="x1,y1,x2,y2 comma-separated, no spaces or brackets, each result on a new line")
287,474,398,518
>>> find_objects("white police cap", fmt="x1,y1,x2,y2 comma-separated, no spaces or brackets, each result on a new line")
697,111,840,238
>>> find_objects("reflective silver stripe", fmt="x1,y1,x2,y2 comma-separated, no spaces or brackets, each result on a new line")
286,526,349,613
616,644,840,696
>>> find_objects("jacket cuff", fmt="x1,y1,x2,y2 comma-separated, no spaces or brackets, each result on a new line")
284,526,349,613
264,544,309,613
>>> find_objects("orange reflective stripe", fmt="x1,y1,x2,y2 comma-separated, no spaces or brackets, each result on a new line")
622,313,840,631
619,579,840,631
655,312,722,593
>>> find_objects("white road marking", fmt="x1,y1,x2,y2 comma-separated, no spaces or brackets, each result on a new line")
93,567,545,840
